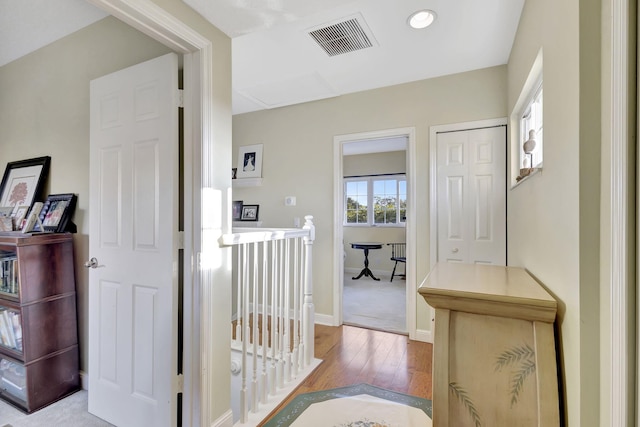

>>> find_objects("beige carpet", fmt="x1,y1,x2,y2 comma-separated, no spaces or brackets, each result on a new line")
343,273,406,334
0,390,113,427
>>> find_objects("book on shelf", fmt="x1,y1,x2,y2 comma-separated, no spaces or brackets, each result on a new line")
0,255,18,295
9,311,22,351
0,309,21,351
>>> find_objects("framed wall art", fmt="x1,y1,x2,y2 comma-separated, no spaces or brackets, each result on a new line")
236,144,263,179
240,204,259,221
0,156,50,215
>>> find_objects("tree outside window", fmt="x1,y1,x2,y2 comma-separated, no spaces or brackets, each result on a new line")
344,176,406,226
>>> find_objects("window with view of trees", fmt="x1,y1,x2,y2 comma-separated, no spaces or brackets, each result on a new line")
344,175,406,226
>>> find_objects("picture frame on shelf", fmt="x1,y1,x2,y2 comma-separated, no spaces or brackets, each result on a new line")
240,204,259,221
11,206,29,230
236,144,263,179
0,156,50,216
232,200,243,221
0,207,13,218
36,193,77,233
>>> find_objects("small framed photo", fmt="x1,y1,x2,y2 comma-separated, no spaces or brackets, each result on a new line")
0,207,13,218
240,204,259,221
236,144,263,179
232,200,243,221
36,193,77,233
11,206,29,230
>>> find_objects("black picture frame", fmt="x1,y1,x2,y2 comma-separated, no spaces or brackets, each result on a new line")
240,204,259,221
36,193,77,233
232,200,243,221
0,156,51,215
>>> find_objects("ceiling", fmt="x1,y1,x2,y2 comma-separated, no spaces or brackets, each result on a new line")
1,0,525,115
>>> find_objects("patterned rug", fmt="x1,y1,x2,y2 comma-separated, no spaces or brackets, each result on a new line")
263,384,432,427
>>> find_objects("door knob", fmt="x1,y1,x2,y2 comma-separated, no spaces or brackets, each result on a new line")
84,257,99,269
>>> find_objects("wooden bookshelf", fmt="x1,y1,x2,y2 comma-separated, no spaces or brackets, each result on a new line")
0,233,79,413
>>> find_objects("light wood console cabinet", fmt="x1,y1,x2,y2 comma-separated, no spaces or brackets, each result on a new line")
418,262,559,427
0,233,79,413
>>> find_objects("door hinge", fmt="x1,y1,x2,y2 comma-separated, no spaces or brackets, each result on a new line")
177,89,184,108
176,373,184,393
178,231,185,250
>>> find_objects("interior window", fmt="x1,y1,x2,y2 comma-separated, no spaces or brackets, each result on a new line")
520,83,543,169
345,175,406,226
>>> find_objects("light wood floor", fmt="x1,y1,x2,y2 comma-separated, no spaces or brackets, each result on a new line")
259,324,433,425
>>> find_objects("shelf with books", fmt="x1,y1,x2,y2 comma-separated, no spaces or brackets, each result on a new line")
0,306,22,355
0,252,18,300
0,233,78,413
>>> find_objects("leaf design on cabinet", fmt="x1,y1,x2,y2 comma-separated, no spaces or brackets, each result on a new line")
495,344,536,406
449,382,482,427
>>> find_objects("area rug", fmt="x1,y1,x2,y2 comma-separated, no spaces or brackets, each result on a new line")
263,384,432,427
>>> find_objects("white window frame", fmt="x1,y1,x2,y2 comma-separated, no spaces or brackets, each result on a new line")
343,174,406,227
510,48,544,186
520,81,543,168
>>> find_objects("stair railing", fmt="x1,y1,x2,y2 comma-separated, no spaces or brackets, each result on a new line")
219,215,315,424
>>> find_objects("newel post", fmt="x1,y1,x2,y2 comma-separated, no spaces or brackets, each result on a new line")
302,215,315,365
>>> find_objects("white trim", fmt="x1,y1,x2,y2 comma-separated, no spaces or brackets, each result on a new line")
314,313,335,326
414,328,433,344
429,118,508,337
85,1,215,426
211,410,233,427
333,127,417,338
609,0,631,424
509,48,544,186
79,370,88,390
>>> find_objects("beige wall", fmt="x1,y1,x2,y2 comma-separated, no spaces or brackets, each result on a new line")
507,0,601,424
233,65,507,328
0,15,172,373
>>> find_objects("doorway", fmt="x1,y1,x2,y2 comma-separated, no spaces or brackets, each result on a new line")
333,128,417,337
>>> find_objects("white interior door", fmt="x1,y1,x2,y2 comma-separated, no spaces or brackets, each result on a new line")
436,126,506,264
88,53,179,427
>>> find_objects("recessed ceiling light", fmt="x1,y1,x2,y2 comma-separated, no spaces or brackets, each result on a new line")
408,10,436,29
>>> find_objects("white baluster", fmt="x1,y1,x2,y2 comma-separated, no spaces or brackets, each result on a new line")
251,242,259,413
261,240,269,404
241,243,249,423
235,245,242,346
269,240,277,395
302,216,315,366
291,237,300,377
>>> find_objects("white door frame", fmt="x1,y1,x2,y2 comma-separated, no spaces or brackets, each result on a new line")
609,0,633,424
85,1,224,426
428,118,507,269
333,127,417,339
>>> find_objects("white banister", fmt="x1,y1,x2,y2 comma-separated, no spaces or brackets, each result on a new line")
221,215,317,426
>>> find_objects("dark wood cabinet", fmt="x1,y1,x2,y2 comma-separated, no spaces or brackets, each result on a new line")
0,233,79,413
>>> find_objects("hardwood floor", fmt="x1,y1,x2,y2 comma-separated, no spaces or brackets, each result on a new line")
259,324,433,425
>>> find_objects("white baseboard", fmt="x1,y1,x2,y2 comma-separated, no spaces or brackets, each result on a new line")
414,328,432,344
80,370,88,390
314,312,335,326
212,409,233,427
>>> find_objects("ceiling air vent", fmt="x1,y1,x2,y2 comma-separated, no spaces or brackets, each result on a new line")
308,17,374,57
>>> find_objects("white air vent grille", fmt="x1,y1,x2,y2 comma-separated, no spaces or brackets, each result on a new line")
309,18,373,57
